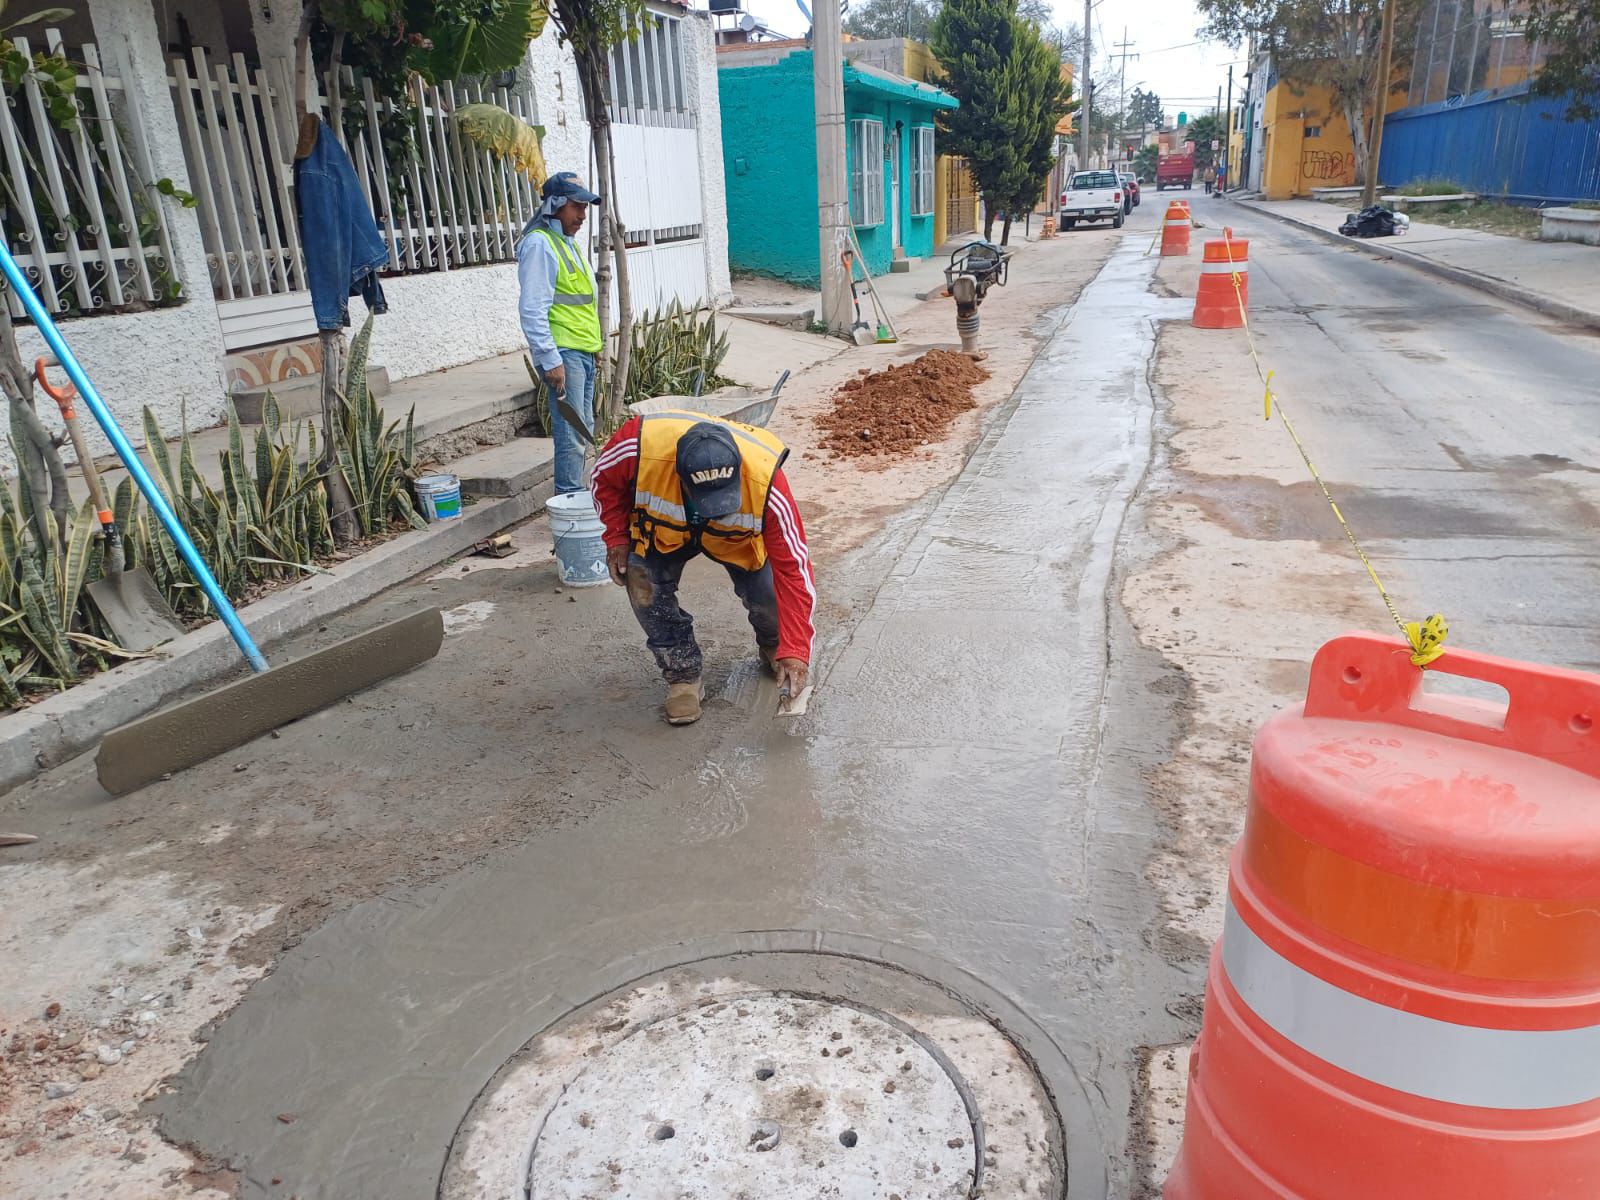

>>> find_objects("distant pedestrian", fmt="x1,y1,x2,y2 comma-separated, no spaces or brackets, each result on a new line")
1215,161,1227,194
1203,164,1217,194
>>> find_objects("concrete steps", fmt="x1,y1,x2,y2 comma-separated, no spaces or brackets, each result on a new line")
231,366,393,424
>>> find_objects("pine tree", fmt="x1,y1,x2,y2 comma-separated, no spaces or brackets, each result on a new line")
932,0,1071,242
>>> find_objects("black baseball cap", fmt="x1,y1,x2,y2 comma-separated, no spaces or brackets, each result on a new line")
542,171,602,205
676,422,743,518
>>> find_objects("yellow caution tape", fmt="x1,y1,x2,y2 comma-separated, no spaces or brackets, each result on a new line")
1220,228,1448,669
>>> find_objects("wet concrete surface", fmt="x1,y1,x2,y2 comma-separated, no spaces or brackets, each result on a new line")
139,229,1195,1199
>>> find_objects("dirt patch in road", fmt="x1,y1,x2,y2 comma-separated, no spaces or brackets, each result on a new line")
815,350,989,459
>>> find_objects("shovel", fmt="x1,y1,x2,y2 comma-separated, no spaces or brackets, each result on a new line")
34,358,185,652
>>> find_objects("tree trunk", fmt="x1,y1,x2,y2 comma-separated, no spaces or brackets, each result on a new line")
319,329,360,546
0,306,70,549
982,199,996,240
601,123,632,426
573,43,632,429
1342,91,1372,196
1000,211,1013,245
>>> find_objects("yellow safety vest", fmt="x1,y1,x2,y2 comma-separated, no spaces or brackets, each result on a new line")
537,227,603,353
632,412,788,570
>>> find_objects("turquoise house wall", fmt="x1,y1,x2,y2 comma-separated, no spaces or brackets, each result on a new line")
717,54,818,285
719,50,954,286
844,97,939,275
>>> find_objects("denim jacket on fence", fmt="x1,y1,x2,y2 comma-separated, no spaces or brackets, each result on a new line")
294,119,388,330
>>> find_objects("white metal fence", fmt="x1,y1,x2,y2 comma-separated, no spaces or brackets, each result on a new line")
6,19,713,338
0,30,180,319
170,49,546,301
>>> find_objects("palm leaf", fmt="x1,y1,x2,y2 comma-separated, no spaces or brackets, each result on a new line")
452,101,548,184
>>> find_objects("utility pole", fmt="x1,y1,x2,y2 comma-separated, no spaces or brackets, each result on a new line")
1363,0,1398,207
813,0,850,333
1223,63,1233,190
1077,0,1091,170
1111,29,1137,168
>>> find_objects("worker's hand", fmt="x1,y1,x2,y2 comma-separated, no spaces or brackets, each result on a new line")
607,544,629,587
774,658,809,696
543,363,567,395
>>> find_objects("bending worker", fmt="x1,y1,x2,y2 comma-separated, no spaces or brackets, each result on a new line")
516,170,603,495
592,412,815,725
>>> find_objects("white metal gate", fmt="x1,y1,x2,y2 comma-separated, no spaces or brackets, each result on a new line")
606,8,709,320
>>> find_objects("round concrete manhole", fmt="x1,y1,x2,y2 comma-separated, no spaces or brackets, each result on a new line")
443,955,1066,1199
529,995,977,1196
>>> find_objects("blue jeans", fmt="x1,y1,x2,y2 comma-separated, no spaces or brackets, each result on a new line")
625,548,780,683
548,347,596,495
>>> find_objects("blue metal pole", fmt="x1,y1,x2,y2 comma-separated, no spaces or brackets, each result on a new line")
0,241,271,673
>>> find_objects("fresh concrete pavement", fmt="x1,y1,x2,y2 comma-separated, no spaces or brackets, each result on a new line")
4,195,1600,1198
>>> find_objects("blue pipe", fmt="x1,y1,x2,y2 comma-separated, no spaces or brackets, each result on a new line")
0,241,270,673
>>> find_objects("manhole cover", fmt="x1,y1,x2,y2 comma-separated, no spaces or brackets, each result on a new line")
528,995,977,1196
442,954,1067,1199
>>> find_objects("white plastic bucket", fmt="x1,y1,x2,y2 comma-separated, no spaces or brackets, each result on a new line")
546,490,608,587
414,473,462,521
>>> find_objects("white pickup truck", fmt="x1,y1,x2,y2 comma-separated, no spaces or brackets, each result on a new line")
1058,170,1125,230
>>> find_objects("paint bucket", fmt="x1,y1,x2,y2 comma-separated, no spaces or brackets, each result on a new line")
414,473,462,521
546,490,608,587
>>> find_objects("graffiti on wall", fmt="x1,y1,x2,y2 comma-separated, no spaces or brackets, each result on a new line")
1301,149,1357,184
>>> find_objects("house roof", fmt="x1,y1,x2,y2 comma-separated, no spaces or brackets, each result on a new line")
844,60,958,109
716,42,957,109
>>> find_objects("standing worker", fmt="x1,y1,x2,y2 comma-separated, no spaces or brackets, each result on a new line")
592,412,816,726
517,171,604,495
1215,159,1227,194
1202,162,1217,194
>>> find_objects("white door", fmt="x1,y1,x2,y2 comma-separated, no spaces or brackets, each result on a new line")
889,129,903,250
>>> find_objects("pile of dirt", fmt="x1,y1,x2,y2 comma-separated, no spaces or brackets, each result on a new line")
815,350,989,459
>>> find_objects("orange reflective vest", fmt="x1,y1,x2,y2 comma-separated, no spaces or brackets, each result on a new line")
631,412,788,571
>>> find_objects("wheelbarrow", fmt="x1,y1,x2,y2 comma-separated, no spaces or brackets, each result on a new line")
628,371,790,430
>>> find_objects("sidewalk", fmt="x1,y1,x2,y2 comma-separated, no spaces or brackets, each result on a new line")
1238,197,1600,332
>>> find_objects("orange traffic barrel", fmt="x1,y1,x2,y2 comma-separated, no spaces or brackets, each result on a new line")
1160,201,1191,256
1192,232,1247,328
1165,633,1600,1200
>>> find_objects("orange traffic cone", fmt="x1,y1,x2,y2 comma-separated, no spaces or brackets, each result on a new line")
1165,633,1600,1200
1160,201,1191,256
1192,233,1247,328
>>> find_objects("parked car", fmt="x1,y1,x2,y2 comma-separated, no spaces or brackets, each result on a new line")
1118,173,1141,210
1058,170,1124,230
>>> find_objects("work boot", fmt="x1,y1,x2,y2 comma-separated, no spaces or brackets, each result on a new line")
664,679,703,726
759,644,778,676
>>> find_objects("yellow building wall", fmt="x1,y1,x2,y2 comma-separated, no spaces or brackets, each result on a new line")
1259,80,1358,198
1259,75,1413,199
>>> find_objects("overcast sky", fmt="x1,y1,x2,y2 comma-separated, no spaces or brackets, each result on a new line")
724,0,1250,124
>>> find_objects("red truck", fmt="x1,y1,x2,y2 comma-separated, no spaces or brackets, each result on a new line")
1156,149,1195,191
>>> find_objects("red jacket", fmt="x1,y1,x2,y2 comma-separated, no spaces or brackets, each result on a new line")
592,416,816,664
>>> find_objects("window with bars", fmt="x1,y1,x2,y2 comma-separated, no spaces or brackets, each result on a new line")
849,118,884,226
608,12,692,125
910,126,935,216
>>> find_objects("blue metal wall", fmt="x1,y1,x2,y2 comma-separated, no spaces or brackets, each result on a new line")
1380,85,1600,204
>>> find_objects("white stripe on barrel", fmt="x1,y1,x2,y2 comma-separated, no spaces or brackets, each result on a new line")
1221,901,1600,1110
1201,260,1247,274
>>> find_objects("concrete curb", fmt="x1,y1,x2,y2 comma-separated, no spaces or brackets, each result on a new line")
0,480,553,796
1237,200,1600,334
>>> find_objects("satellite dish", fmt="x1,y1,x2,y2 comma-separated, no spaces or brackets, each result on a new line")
739,12,757,30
